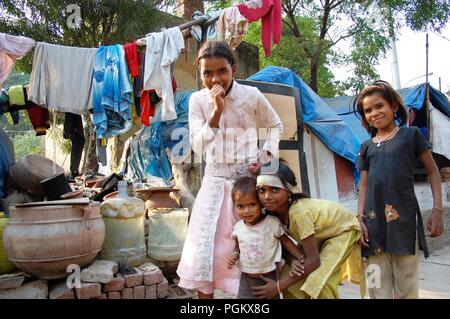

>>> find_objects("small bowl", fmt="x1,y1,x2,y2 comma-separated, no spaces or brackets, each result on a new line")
60,189,84,200
103,191,118,201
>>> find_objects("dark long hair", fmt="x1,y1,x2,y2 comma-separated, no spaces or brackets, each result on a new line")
352,80,408,137
257,159,309,203
196,40,238,67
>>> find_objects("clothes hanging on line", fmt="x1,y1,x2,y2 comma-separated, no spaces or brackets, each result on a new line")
190,10,223,42
237,0,281,57
0,84,50,135
92,44,133,138
143,27,184,121
26,104,50,136
28,42,97,114
64,112,85,176
0,33,35,85
0,88,19,125
217,7,249,49
124,40,141,78
140,78,177,127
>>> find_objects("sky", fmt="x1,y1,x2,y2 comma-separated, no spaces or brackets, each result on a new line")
375,24,450,93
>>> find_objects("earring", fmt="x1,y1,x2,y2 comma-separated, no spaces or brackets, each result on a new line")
394,112,397,118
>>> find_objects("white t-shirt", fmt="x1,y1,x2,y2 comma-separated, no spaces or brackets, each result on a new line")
232,214,285,274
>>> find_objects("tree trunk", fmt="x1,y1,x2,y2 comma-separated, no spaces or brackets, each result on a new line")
81,115,99,173
109,125,140,173
310,62,319,93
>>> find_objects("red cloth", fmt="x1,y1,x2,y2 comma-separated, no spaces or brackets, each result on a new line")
140,78,177,126
140,89,157,126
237,0,281,57
26,105,50,136
123,41,140,78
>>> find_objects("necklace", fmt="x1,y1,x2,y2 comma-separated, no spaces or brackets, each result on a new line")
374,126,399,147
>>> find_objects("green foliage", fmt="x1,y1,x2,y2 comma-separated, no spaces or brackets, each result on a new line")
0,0,173,73
253,0,450,95
11,130,44,159
244,18,346,97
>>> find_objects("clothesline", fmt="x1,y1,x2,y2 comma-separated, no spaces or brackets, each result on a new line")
136,15,221,46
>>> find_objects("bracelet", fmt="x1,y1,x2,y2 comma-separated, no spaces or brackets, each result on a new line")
276,280,281,294
433,207,444,213
231,251,240,257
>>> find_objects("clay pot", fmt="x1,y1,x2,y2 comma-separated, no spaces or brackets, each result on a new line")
3,203,105,279
7,155,65,196
135,188,180,209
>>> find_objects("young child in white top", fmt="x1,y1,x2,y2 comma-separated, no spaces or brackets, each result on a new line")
227,175,303,299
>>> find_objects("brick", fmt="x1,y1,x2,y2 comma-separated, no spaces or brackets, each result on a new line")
157,277,169,299
75,282,101,299
133,285,145,299
93,293,107,299
107,291,121,299
145,285,157,299
102,273,125,292
124,268,143,288
143,268,163,286
49,280,75,299
0,280,48,299
121,288,133,299
81,260,118,284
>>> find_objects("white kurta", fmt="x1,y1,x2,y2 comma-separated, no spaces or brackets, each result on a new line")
177,81,283,293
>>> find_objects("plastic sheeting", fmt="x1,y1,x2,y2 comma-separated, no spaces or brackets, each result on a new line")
0,128,14,199
248,66,361,163
127,91,193,182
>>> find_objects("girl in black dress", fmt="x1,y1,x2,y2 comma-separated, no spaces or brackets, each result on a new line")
353,80,443,299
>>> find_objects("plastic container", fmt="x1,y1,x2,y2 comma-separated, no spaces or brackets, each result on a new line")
147,207,189,262
100,181,146,266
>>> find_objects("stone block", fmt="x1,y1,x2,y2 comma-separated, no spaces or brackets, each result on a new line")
157,277,169,299
102,273,125,292
0,280,48,299
133,285,145,299
145,285,157,299
49,280,75,299
75,282,101,299
124,268,143,288
93,293,107,299
0,273,25,290
80,260,118,284
121,288,133,299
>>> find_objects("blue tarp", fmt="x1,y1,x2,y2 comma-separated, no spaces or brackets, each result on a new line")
127,91,193,182
324,83,450,147
248,66,362,163
0,128,15,200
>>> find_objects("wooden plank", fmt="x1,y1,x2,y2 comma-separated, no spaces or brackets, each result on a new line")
13,197,90,207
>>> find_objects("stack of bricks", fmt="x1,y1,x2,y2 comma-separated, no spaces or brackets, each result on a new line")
52,260,170,299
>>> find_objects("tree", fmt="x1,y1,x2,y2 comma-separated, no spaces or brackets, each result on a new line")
0,0,178,172
279,0,450,94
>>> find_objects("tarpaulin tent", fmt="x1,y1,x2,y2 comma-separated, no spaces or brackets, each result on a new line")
324,83,450,160
248,66,362,164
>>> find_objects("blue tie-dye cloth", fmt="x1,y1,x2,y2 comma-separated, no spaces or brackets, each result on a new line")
92,45,133,138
